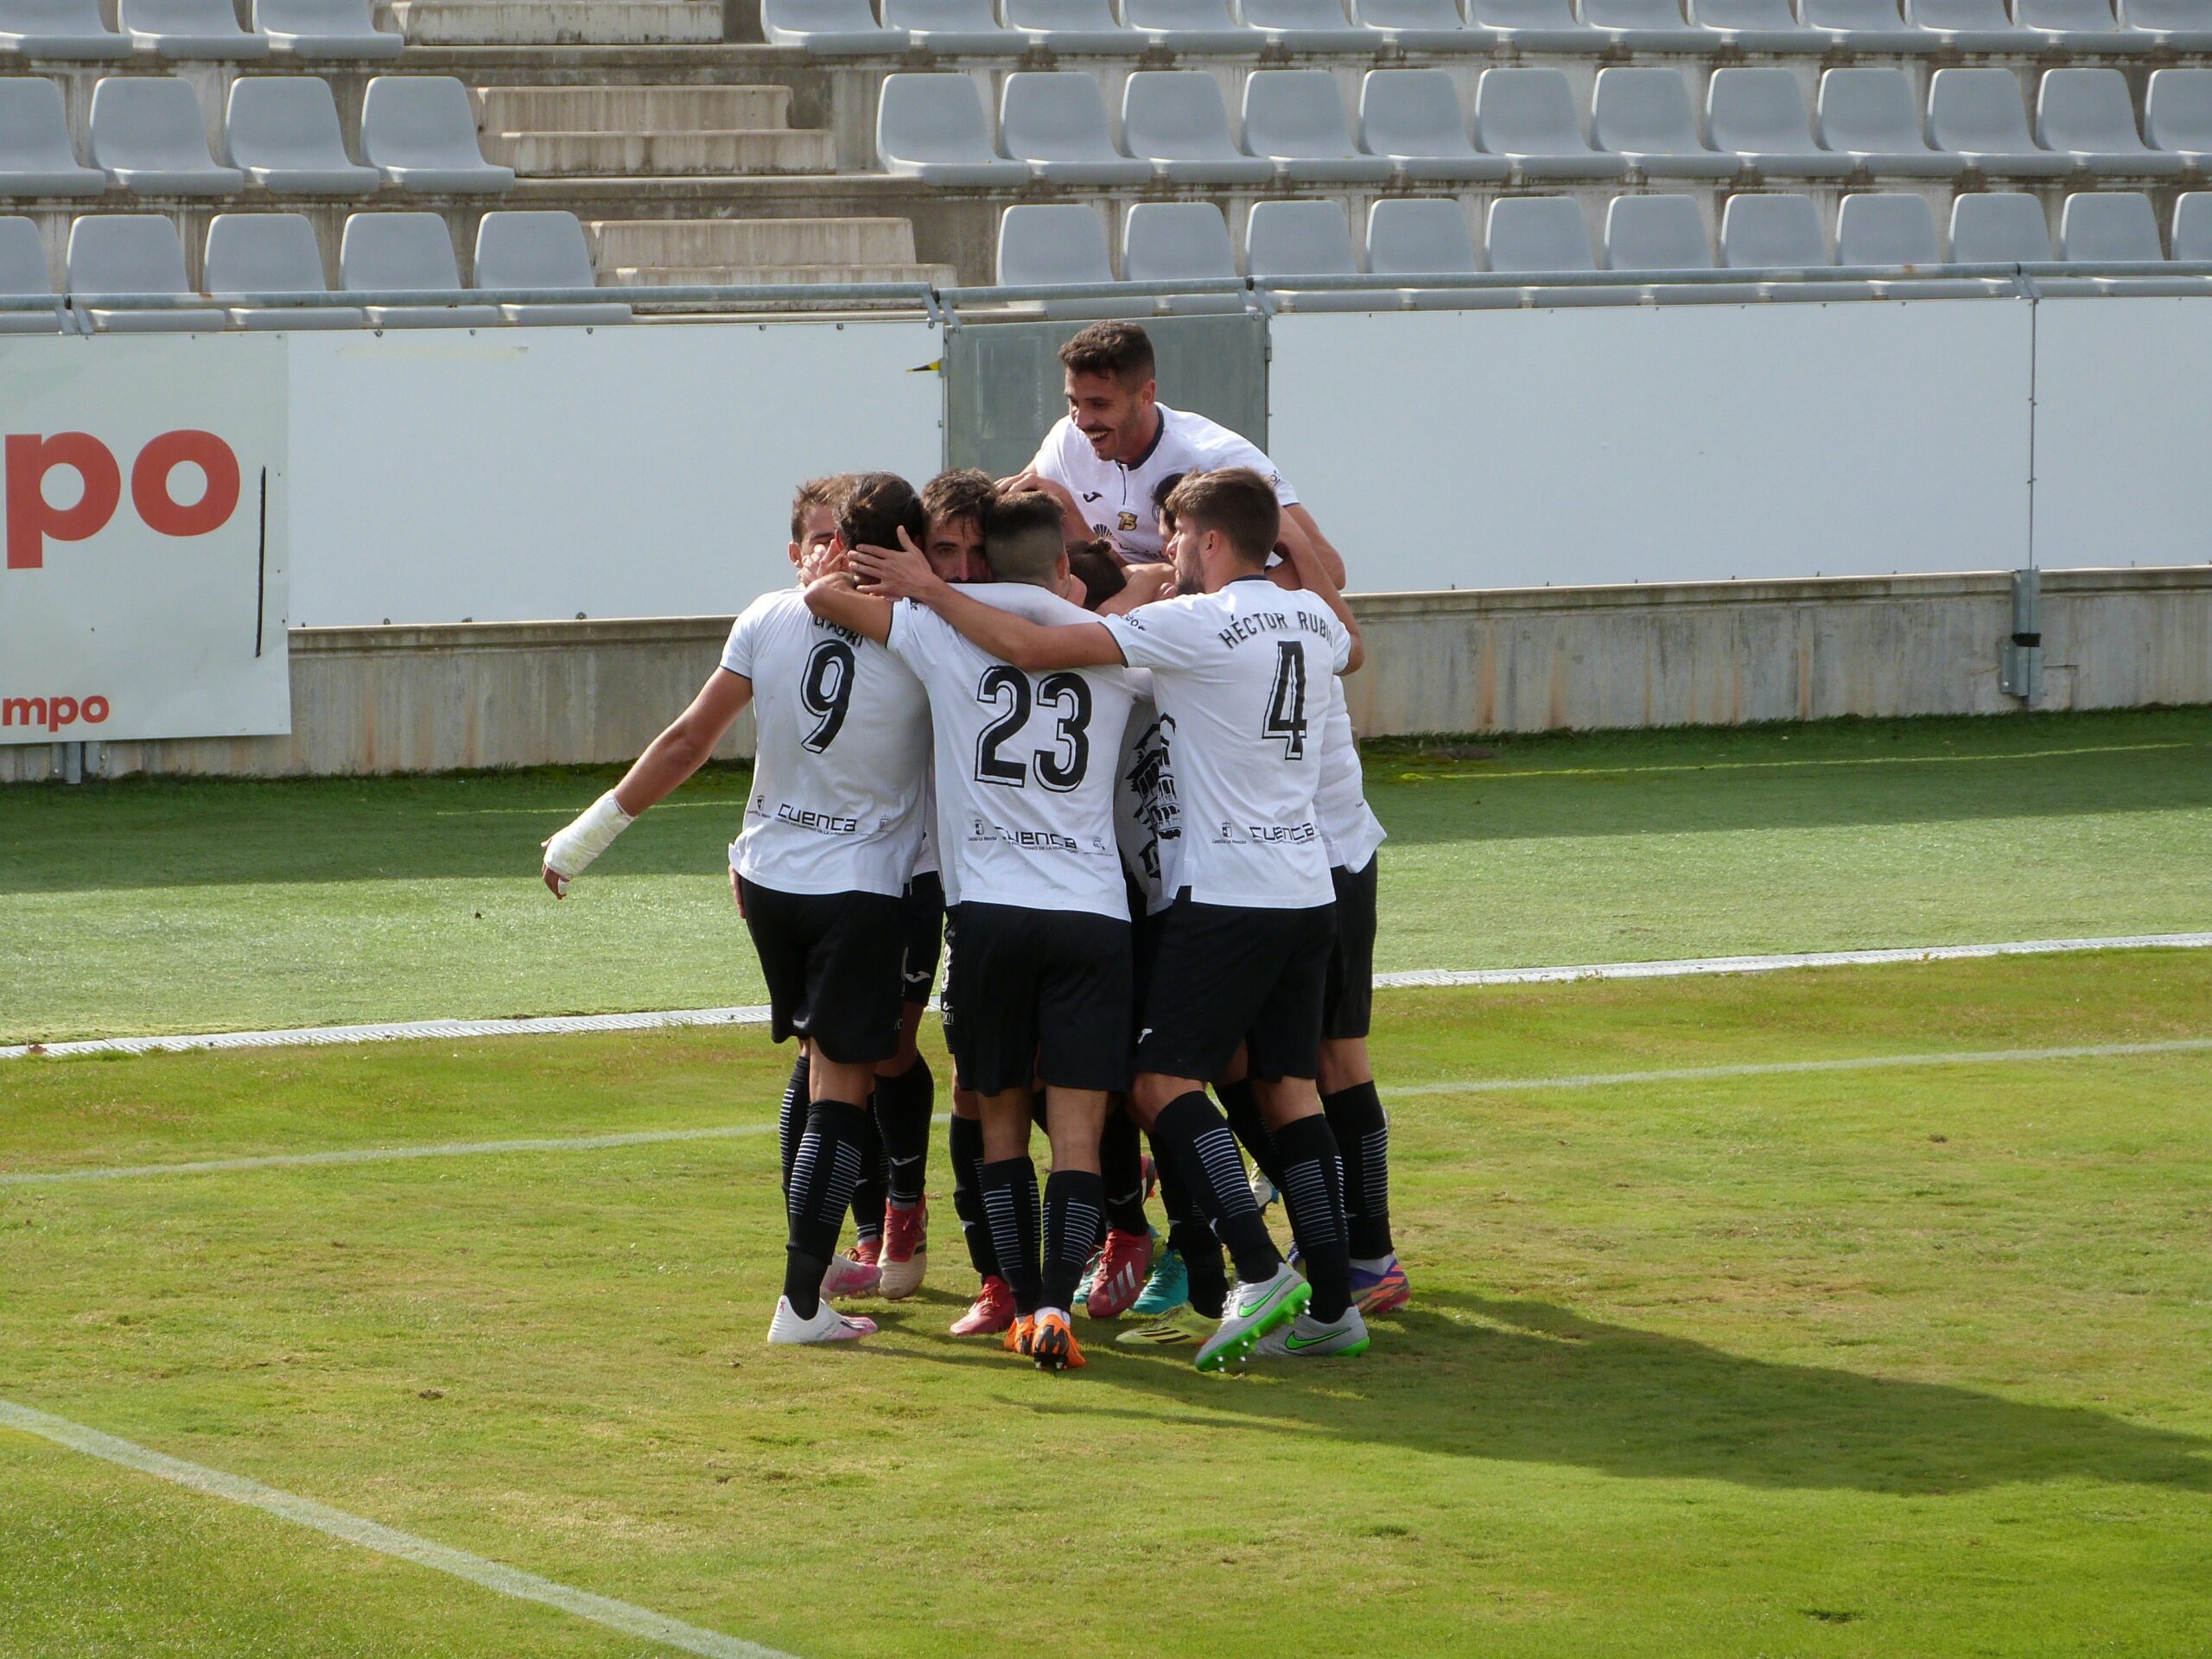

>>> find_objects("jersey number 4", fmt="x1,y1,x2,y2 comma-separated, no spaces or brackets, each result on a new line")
800,639,855,753
1263,641,1309,760
975,664,1091,791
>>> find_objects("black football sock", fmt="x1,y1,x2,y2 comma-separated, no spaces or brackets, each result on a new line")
874,1056,934,1207
1043,1169,1105,1313
777,1052,809,1195
1215,1077,1285,1192
950,1115,998,1279
981,1157,1044,1316
1099,1107,1150,1236
850,1099,887,1245
1322,1081,1395,1261
781,1098,870,1319
1152,1091,1281,1288
1148,1130,1227,1318
1274,1114,1353,1324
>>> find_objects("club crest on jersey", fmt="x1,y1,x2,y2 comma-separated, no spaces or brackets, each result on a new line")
1117,512,1139,531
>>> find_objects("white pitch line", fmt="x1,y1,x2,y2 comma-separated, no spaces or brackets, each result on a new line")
0,1397,795,1659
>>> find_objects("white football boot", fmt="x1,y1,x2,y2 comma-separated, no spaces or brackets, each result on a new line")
767,1297,877,1344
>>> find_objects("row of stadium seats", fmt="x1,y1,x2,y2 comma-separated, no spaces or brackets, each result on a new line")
880,64,2212,185
0,0,397,59
0,207,626,327
997,189,2212,302
0,73,513,194
770,0,2212,54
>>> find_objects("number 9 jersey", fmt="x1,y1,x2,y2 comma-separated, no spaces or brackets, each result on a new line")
721,588,931,898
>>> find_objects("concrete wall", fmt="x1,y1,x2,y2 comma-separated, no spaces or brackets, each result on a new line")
6,565,2207,783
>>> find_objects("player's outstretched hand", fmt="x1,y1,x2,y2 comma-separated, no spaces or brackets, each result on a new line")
541,840,569,899
851,526,939,602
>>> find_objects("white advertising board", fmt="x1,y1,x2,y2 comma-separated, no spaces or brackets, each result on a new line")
0,334,289,745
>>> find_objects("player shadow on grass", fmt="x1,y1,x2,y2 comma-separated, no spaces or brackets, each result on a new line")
887,1289,2212,1498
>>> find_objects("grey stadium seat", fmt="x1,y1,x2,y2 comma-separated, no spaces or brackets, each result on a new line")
0,0,128,57
340,210,499,327
1800,0,1933,51
1358,68,1509,182
1837,189,2000,296
1817,67,1966,177
876,74,1026,186
2037,67,2185,176
1003,0,1131,52
1927,68,2070,177
203,211,362,327
252,0,402,57
66,213,223,331
475,210,632,326
1688,0,1818,51
1243,70,1392,183
2146,70,2212,169
995,202,1124,319
1246,199,1378,311
2017,0,2151,48
87,76,245,194
1121,72,1272,185
2172,191,2212,258
1467,0,1591,48
881,0,1022,54
0,78,106,195
1583,0,1707,49
1592,66,1734,177
2122,0,2212,46
1487,194,1626,305
1123,0,1254,50
1474,67,1629,181
1948,190,2053,262
1355,0,1487,50
224,77,380,194
1122,201,1243,314
1904,0,2031,49
1366,197,1483,306
760,0,909,51
1723,193,1878,298
1604,194,1712,268
1707,68,1852,178
998,73,1147,185
118,0,269,57
2060,189,2163,257
359,77,515,191
0,213,64,332
1243,0,1366,45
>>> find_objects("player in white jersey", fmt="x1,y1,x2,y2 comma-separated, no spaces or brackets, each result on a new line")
853,467,1371,1371
542,472,932,1349
810,491,1139,1371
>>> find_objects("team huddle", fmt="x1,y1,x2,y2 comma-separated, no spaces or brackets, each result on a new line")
542,321,1404,1373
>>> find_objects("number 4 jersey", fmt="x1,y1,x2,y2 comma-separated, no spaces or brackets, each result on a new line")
1100,575,1350,912
887,583,1137,921
721,587,931,898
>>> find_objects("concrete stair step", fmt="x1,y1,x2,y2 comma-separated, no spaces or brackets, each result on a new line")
589,215,922,269
607,262,954,287
486,129,834,175
474,85,792,132
392,0,721,43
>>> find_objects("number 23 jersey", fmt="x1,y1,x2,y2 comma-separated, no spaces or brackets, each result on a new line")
887,583,1136,921
1101,575,1348,911
721,587,930,898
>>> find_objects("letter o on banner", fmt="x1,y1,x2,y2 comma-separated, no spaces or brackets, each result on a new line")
131,430,241,538
83,696,111,724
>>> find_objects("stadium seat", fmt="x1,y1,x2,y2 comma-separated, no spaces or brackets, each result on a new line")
1122,200,1243,314
1467,0,1591,48
1948,190,2053,262
2121,0,2212,47
1365,196,1483,307
2060,189,2163,257
359,77,516,192
1707,68,1853,178
66,213,223,330
1836,188,1999,293
998,73,1147,184
1816,67,1967,177
1123,0,1254,50
2146,70,2212,169
1904,0,2031,49
2171,191,2212,258
1800,0,1933,51
87,76,245,194
475,210,632,326
1487,194,1624,305
1243,70,1392,183
1121,72,1273,184
1358,69,1509,182
2038,67,2185,177
1246,199,1380,312
1354,0,1488,49
876,74,1026,185
252,0,402,58
2017,0,2151,48
0,0,128,57
760,0,909,51
224,77,380,194
340,210,499,327
203,211,362,327
995,201,1124,317
1719,191,1872,297
1002,0,1131,52
1688,0,1819,50
118,0,269,57
1583,0,1707,48
0,213,64,331
0,77,106,195
1927,68,2072,177
1592,66,1734,178
881,0,1021,54
1474,67,1630,181
1602,193,1712,266
1243,0,1366,45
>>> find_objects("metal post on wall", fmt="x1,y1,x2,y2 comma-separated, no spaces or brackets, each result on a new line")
2001,568,2044,705
54,741,86,785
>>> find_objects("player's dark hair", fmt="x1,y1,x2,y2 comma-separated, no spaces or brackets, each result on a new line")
1164,467,1277,569
1058,321,1155,387
981,491,1069,587
921,467,996,534
790,475,846,543
836,472,926,552
1066,541,1128,612
1151,469,1186,532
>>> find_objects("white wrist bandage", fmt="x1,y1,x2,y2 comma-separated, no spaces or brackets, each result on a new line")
543,791,633,887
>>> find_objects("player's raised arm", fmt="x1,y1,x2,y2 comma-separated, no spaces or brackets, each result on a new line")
1272,524,1365,677
1280,505,1348,592
852,530,1124,672
802,571,893,644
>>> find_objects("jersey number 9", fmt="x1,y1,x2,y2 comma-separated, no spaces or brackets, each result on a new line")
800,639,855,753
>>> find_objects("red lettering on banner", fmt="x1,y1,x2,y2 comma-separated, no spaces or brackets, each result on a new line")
83,696,109,723
0,692,112,731
5,432,122,570
131,429,240,538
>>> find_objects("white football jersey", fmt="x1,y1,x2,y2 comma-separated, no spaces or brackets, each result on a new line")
1316,697,1385,875
1101,576,1349,911
1031,403,1299,565
720,588,931,898
887,583,1136,920
1113,670,1185,917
